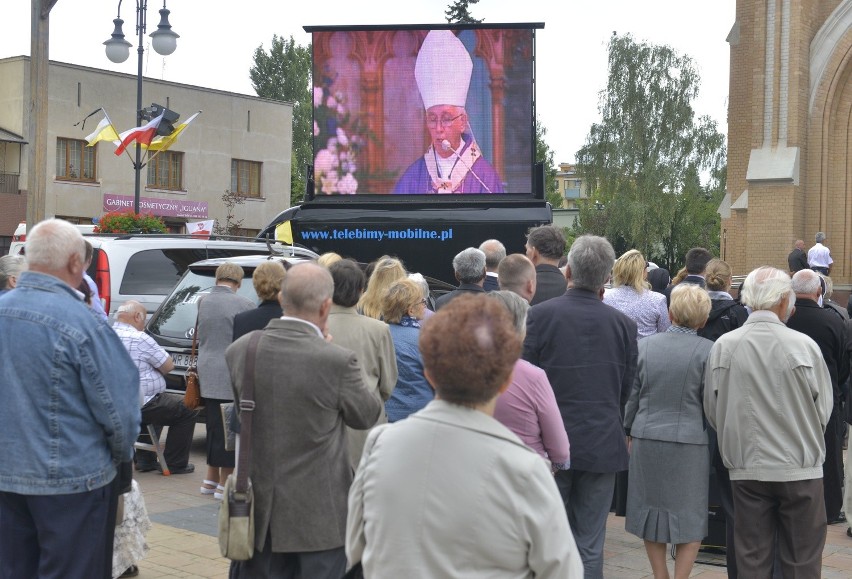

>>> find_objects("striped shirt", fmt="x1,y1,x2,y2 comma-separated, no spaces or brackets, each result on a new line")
113,321,169,405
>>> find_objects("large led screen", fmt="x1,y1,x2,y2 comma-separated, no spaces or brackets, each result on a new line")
309,26,536,196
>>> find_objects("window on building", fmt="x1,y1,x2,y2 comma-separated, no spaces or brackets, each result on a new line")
563,180,569,191
147,151,184,191
56,138,96,181
231,159,262,198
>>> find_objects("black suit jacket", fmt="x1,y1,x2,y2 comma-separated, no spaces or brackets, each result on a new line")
483,274,500,292
523,289,638,472
786,299,849,404
434,283,485,310
232,301,283,341
788,248,809,272
530,264,567,305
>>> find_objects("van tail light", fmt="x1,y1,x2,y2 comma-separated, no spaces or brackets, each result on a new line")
94,250,111,314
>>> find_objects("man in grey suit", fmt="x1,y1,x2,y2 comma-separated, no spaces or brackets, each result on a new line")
327,260,398,468
523,234,638,578
226,263,382,577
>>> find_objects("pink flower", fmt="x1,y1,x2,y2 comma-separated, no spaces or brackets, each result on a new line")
337,173,358,195
313,87,323,108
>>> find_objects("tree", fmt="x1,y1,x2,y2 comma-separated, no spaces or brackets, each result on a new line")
250,35,312,206
535,118,561,208
445,0,483,23
213,189,245,236
573,34,726,272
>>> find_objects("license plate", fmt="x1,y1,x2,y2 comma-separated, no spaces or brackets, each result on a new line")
171,353,196,368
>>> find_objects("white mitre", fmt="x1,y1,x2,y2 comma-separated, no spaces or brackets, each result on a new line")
415,30,473,110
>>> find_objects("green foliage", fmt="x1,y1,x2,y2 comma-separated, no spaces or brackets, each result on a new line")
94,211,166,234
573,34,726,272
250,35,312,206
535,118,561,207
445,0,483,23
213,189,245,236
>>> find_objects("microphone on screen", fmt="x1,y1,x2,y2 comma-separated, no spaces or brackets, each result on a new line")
440,139,493,194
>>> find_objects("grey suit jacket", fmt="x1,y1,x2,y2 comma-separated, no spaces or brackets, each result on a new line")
624,330,714,445
226,318,381,553
197,285,254,400
327,305,399,468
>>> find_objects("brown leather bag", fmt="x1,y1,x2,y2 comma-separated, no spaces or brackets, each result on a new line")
184,318,203,410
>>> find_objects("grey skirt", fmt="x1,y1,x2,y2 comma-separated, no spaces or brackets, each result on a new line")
625,438,709,544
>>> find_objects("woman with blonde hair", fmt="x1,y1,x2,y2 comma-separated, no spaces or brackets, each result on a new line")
624,284,714,579
382,278,433,422
698,258,748,342
358,256,406,319
603,249,670,338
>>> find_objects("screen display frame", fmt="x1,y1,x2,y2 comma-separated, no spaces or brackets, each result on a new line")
304,22,543,202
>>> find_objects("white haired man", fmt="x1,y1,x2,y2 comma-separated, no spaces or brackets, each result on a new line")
704,266,832,577
434,247,487,310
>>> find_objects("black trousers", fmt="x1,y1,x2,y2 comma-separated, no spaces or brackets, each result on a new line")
823,405,844,521
137,392,198,468
229,528,346,579
0,479,118,579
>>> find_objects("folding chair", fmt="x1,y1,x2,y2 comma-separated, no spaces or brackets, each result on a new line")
134,424,170,475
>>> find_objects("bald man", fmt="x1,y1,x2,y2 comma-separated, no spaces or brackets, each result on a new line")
115,300,197,474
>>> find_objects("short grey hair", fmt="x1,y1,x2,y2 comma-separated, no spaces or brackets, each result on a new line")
815,232,826,243
478,239,506,270
488,290,529,335
0,255,26,289
408,272,430,299
740,266,791,311
567,235,615,291
453,247,486,284
791,269,821,296
280,262,334,315
25,219,86,271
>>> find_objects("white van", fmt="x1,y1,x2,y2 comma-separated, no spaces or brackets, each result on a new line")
8,222,97,256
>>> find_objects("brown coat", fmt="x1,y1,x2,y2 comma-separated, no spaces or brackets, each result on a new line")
226,317,381,553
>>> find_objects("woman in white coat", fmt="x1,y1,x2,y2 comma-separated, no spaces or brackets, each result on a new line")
346,294,583,578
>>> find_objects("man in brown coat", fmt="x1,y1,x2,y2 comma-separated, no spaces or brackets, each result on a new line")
226,262,381,577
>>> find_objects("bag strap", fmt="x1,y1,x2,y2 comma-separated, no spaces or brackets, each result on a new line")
236,330,262,494
190,316,199,362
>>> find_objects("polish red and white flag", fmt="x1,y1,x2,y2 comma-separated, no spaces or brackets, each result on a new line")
114,111,165,156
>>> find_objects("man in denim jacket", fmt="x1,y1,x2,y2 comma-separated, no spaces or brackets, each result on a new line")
0,219,140,578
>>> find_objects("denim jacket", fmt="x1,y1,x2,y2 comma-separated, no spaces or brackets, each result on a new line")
0,271,140,495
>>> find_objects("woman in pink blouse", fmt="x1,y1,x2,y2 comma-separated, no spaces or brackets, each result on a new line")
489,291,570,471
603,249,670,338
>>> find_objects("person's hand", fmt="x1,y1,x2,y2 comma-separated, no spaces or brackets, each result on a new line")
626,435,632,454
323,330,333,343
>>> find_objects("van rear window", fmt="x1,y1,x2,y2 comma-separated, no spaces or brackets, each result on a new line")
119,249,259,295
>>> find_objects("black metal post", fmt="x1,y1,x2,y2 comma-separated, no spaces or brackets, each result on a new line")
133,0,147,214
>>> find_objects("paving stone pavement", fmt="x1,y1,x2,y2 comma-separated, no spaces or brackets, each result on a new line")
127,425,852,578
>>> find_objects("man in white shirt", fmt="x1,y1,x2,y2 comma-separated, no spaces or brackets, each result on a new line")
808,231,833,275
114,300,198,474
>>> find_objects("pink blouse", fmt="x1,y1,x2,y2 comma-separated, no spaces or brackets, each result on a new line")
493,359,570,469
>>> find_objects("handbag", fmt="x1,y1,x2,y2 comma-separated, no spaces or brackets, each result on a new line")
218,330,262,561
183,318,202,410
220,402,237,452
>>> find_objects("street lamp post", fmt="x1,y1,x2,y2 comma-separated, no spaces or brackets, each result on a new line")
104,1,178,214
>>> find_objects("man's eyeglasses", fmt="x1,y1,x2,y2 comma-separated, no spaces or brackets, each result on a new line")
426,113,464,128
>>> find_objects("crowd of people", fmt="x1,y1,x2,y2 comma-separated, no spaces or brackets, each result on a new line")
1,218,850,578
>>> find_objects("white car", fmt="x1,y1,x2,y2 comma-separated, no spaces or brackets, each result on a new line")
8,222,96,256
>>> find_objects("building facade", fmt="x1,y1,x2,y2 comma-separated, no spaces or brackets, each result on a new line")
0,57,293,248
554,162,588,210
723,0,852,283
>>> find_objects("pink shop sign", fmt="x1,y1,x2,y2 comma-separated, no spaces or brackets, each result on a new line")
103,194,208,219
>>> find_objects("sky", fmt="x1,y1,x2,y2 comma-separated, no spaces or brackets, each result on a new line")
2,0,736,164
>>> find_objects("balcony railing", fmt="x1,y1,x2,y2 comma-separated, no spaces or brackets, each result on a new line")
564,187,583,199
0,173,20,194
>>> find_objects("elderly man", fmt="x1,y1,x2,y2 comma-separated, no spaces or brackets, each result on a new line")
525,225,567,305
786,269,848,525
0,254,26,295
704,266,832,577
808,232,833,275
435,247,487,310
788,239,809,273
0,219,139,578
327,259,398,468
114,299,198,475
392,30,503,194
479,238,506,291
498,253,537,303
523,234,638,578
226,263,381,578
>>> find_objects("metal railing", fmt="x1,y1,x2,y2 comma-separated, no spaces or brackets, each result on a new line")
0,173,20,194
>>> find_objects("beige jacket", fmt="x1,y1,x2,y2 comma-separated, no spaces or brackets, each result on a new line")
327,305,398,468
704,311,833,482
347,400,583,578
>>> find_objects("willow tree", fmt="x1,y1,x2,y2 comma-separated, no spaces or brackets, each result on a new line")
574,34,726,270
250,35,312,206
